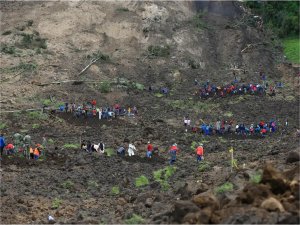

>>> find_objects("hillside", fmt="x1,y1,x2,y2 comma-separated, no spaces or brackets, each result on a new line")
0,1,299,224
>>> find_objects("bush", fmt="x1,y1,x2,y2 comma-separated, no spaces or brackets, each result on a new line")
105,148,116,157
42,99,52,106
135,175,149,187
51,198,62,209
153,166,176,191
192,12,207,29
0,123,6,129
148,45,170,57
61,180,74,189
215,182,233,194
32,123,40,129
99,81,111,93
125,214,144,224
250,172,262,184
198,161,211,172
111,186,120,195
1,44,16,54
63,143,79,149
27,111,47,120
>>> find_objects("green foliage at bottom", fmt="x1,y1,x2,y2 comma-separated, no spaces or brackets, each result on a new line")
215,182,233,194
125,214,144,224
283,38,300,64
135,175,149,187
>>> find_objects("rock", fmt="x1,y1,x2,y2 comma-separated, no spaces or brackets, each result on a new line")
237,183,270,204
277,212,300,224
176,181,209,199
145,198,153,208
117,197,127,206
261,164,289,194
286,151,300,163
192,192,219,210
182,208,212,224
173,200,200,223
261,197,285,212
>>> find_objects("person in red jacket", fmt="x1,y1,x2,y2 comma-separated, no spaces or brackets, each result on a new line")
5,143,15,155
195,143,204,163
146,141,153,158
169,143,178,165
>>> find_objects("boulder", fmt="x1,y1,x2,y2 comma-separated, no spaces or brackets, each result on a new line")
192,192,219,210
286,151,300,163
261,197,285,212
173,200,200,223
176,181,209,199
145,198,153,208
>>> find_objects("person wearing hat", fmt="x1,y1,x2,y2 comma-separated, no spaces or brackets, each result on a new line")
146,141,153,158
169,143,179,165
196,143,204,163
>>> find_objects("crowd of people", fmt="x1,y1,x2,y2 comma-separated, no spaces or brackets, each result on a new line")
0,133,46,160
53,100,138,120
184,117,288,137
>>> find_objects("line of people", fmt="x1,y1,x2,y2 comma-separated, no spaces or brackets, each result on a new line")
56,101,138,120
184,117,288,137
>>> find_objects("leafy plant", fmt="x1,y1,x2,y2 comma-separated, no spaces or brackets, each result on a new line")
32,123,40,129
135,175,149,187
0,123,6,129
148,45,170,57
51,198,62,209
111,186,120,195
153,166,176,191
99,81,111,93
250,172,262,184
27,111,48,120
63,143,79,149
198,161,211,172
215,182,233,194
88,180,99,188
61,180,74,189
105,148,116,157
154,93,164,98
125,214,144,224
42,99,52,106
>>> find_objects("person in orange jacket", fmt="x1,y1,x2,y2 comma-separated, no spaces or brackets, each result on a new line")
196,143,204,163
169,143,179,165
33,147,40,160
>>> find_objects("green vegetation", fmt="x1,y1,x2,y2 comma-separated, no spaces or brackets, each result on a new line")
2,30,12,35
0,62,37,73
99,81,111,93
61,180,74,189
51,198,62,209
63,143,79,149
0,123,6,130
283,38,300,64
125,214,144,224
215,182,234,194
88,180,99,189
250,172,262,184
188,59,200,69
116,7,129,12
224,111,233,117
32,123,40,129
19,33,47,49
1,44,16,54
105,148,116,157
27,111,48,120
192,12,207,29
42,99,52,106
148,45,170,57
48,139,55,144
154,93,164,98
169,99,219,114
129,82,145,91
111,186,120,195
135,175,149,187
198,161,211,172
246,1,299,38
87,50,109,61
153,166,176,191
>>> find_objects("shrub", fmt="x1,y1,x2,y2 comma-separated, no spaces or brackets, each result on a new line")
63,143,79,149
198,161,211,172
125,214,144,224
0,123,6,129
42,99,52,106
61,180,74,189
135,175,149,187
192,12,207,29
51,198,62,209
2,30,12,35
250,172,262,184
88,180,99,188
215,182,233,194
164,166,176,180
153,166,176,191
116,7,129,12
27,111,48,120
111,186,120,195
188,59,200,69
99,81,111,93
154,93,164,98
148,45,170,57
32,123,40,129
1,44,16,54
105,148,116,157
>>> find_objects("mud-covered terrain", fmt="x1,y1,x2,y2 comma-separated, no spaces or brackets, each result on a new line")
0,1,299,224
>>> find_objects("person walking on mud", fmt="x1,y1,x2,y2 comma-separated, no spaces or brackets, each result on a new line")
128,143,136,156
146,141,153,158
169,143,178,165
196,143,204,163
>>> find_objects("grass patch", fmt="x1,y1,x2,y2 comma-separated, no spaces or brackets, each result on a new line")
63,143,79,149
116,7,129,12
105,148,116,157
129,82,145,91
192,12,208,30
0,62,37,73
111,186,120,195
125,214,144,224
250,172,262,184
99,81,111,93
61,180,74,189
88,180,99,188
215,182,233,194
283,38,300,64
1,44,16,54
87,50,109,61
198,161,211,172
27,111,48,120
135,175,149,187
51,198,62,209
153,166,176,191
148,45,170,57
0,123,6,129
218,137,227,143
170,99,219,114
154,93,164,98
42,99,52,106
19,33,47,49
32,123,40,129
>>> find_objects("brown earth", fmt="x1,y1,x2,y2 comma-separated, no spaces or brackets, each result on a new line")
0,1,299,224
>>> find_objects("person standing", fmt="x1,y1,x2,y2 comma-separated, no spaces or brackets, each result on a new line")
169,143,178,165
23,134,31,159
128,143,136,156
146,141,153,158
0,134,6,156
196,144,204,163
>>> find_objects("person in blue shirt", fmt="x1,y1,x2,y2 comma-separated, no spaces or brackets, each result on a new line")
0,134,6,156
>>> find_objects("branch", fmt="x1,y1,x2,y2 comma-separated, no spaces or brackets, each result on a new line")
78,57,100,76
